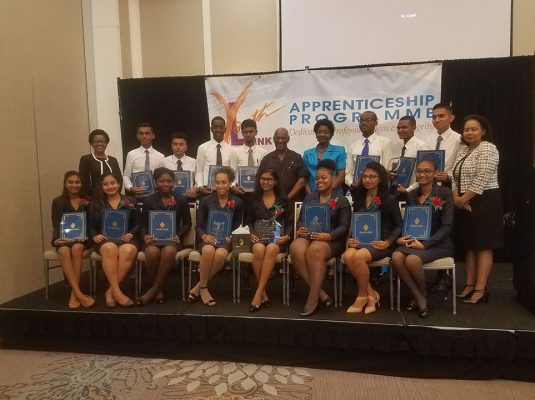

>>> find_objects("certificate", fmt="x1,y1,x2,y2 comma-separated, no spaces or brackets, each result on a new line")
392,157,416,187
102,209,130,242
173,170,193,196
353,155,381,181
60,212,87,241
303,203,331,233
149,210,176,245
416,150,445,172
207,165,223,188
254,219,283,244
351,212,380,244
206,209,233,245
131,171,155,194
237,166,257,192
402,205,432,240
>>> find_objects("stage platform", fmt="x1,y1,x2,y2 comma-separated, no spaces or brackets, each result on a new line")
1,262,535,381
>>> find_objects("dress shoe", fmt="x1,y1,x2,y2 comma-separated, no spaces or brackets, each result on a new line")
249,303,262,313
365,291,381,314
418,308,431,319
300,301,319,317
405,299,418,312
261,299,271,308
346,296,368,313
456,284,475,299
463,289,489,304
320,296,333,307
187,292,199,303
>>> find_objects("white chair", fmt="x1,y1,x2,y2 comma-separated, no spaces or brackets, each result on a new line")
43,248,92,299
396,257,456,315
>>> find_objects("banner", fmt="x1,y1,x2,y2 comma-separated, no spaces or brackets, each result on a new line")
205,63,442,153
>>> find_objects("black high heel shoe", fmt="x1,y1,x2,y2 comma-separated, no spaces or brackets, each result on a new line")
456,284,475,299
418,308,431,319
249,303,262,313
320,296,333,307
462,289,489,304
261,299,271,308
405,299,418,312
300,301,319,317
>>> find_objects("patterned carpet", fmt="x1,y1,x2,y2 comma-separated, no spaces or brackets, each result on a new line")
1,349,535,399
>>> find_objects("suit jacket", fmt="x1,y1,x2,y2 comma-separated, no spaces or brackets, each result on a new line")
297,192,351,241
354,194,402,244
51,196,89,246
406,184,454,250
88,196,141,239
78,154,121,198
140,192,192,239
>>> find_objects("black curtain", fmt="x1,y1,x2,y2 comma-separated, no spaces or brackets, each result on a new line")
117,76,210,163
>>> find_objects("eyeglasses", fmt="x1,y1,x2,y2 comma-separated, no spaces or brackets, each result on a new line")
415,169,434,175
362,174,379,180
260,177,275,182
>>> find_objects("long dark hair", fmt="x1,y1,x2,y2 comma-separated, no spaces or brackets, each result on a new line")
252,167,286,203
353,161,389,209
60,170,82,206
92,171,123,207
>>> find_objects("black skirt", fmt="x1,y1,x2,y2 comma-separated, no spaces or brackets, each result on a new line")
394,246,453,264
455,188,504,250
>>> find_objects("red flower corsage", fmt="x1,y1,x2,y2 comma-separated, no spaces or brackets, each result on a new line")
329,198,338,210
374,196,382,206
79,198,89,210
431,195,443,210
228,201,235,209
166,198,176,209
120,198,135,210
275,208,283,216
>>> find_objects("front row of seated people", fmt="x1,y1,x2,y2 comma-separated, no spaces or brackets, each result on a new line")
51,114,500,319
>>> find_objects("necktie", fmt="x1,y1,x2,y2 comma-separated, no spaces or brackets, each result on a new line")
401,146,406,158
362,139,369,156
435,135,443,150
216,144,222,166
176,159,183,171
144,149,150,171
247,148,255,167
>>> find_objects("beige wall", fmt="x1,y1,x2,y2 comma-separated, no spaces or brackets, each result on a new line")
512,0,535,56
139,0,205,77
0,0,89,304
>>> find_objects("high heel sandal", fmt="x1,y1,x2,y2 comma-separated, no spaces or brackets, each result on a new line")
187,291,199,303
405,299,418,312
462,288,489,304
261,299,271,308
300,301,319,317
200,286,216,306
346,296,368,313
418,307,431,319
456,284,475,299
364,291,381,314
320,296,333,308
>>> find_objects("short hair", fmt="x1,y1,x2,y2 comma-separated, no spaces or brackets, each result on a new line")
313,119,335,136
461,114,492,145
88,129,110,144
241,119,257,130
432,103,454,114
170,131,188,144
317,159,337,173
399,116,416,125
136,122,153,132
153,167,175,182
211,116,226,126
215,166,235,182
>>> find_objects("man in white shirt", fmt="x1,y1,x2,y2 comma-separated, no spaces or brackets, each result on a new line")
164,131,197,199
195,116,232,195
429,103,461,186
230,118,268,195
346,111,392,189
391,116,427,196
123,122,165,197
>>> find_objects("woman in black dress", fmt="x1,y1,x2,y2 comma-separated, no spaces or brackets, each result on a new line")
89,172,141,307
343,162,402,315
137,167,192,305
79,129,121,198
452,114,503,304
51,171,94,309
392,159,454,318
188,167,244,306
246,167,292,312
289,159,351,316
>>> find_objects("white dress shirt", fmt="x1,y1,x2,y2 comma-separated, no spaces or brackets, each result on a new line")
164,154,197,185
345,133,392,186
195,139,232,187
230,144,268,170
426,128,461,177
123,146,165,190
392,135,428,190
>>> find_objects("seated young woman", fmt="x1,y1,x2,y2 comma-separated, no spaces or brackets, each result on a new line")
392,159,454,318
88,172,141,307
246,167,292,312
188,167,244,306
51,171,94,309
289,159,351,317
137,167,192,306
343,161,402,315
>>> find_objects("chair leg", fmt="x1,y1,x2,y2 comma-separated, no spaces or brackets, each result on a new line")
188,260,193,294
389,263,394,310
452,268,457,315
44,260,50,300
181,258,185,302
396,274,401,312
338,263,343,307
333,260,339,307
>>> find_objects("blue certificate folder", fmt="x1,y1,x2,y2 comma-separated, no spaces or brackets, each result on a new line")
206,209,233,245
237,166,257,192
60,212,87,241
392,157,416,187
173,171,193,196
402,205,432,240
352,212,380,244
416,150,445,172
303,203,331,233
102,209,130,242
132,171,155,194
353,155,381,181
207,165,223,188
149,210,176,244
